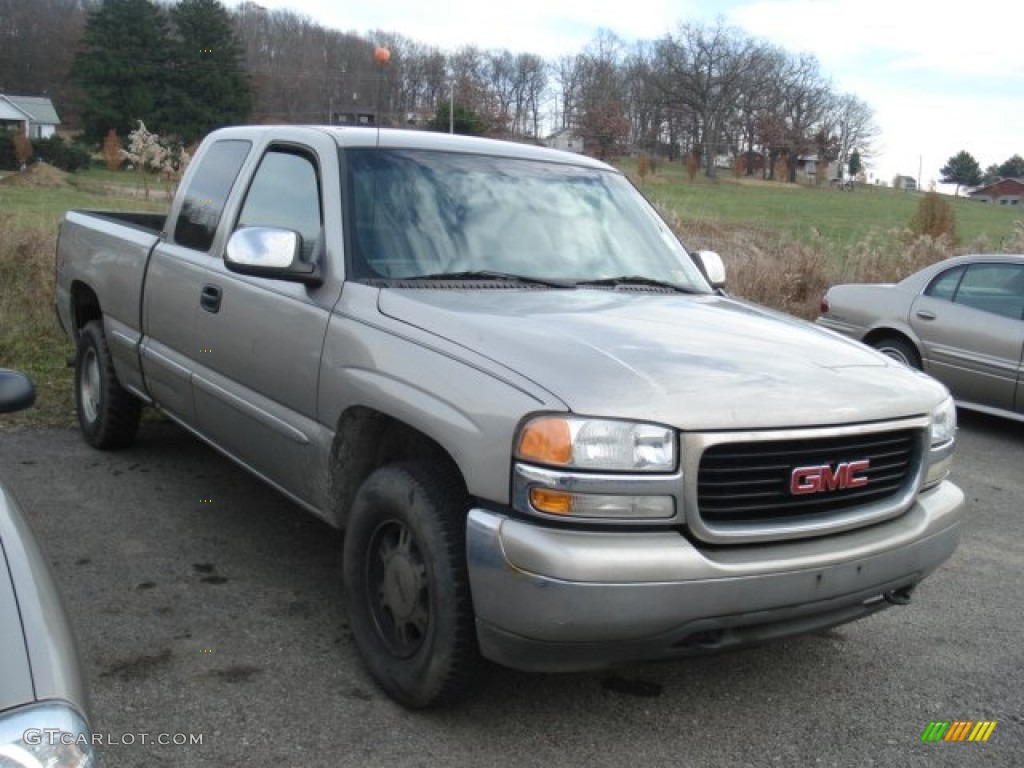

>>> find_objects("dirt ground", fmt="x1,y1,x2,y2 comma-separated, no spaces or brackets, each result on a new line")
0,161,69,188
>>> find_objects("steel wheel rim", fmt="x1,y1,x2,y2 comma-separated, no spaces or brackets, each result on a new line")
80,347,101,423
366,519,430,658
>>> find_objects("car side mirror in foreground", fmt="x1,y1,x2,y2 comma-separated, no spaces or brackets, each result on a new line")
693,250,726,290
0,369,36,414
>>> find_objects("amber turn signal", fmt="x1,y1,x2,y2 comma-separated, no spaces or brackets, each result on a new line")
529,488,573,514
517,417,572,465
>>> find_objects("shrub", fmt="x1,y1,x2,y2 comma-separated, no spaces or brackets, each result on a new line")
13,133,33,166
637,152,651,182
685,151,699,181
33,135,92,173
0,130,18,170
908,190,957,242
103,129,122,171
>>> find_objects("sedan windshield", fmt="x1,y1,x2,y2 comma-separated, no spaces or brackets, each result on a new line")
344,148,710,292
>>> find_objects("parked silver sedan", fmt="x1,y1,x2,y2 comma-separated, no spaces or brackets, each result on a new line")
817,253,1024,422
0,370,96,766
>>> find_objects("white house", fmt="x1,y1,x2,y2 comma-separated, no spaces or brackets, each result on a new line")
543,128,584,155
0,94,61,139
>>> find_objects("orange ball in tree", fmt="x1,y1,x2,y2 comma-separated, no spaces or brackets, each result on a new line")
373,47,391,65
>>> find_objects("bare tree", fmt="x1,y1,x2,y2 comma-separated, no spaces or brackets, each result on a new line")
573,31,631,160
512,52,547,138
827,92,878,177
552,54,583,131
652,20,760,177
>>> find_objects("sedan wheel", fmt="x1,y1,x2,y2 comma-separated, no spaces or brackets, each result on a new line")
871,336,922,370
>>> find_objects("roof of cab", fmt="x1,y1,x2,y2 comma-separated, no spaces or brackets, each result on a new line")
203,125,615,171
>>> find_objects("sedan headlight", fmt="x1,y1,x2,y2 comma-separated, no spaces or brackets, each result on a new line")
0,702,95,767
515,415,676,472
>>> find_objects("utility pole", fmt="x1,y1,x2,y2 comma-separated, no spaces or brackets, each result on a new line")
449,81,454,134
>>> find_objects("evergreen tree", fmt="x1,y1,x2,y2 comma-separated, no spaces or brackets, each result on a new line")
939,150,981,196
847,149,862,178
997,154,1024,180
981,163,1001,186
169,0,253,143
72,0,174,143
426,102,485,136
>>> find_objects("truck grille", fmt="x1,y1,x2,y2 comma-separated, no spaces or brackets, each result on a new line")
697,429,919,526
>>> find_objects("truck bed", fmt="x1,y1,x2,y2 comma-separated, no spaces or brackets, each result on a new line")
55,210,166,387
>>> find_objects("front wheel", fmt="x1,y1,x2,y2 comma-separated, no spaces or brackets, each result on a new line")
75,319,142,449
870,336,922,370
342,462,481,708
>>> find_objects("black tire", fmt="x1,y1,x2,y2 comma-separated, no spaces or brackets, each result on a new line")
870,336,922,369
75,319,142,449
343,462,481,708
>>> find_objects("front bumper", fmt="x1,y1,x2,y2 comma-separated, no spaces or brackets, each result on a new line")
466,480,964,672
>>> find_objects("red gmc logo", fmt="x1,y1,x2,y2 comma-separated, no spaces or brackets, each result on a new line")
790,460,870,495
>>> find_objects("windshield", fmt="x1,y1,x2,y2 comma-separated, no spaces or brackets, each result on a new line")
344,148,711,292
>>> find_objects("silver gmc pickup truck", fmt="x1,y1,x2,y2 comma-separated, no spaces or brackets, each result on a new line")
56,126,964,707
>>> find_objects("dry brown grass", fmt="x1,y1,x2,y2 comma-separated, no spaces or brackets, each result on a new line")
0,212,75,428
661,206,962,319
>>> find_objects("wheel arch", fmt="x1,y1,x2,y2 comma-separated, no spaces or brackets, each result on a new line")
862,326,922,356
328,406,466,531
70,281,102,338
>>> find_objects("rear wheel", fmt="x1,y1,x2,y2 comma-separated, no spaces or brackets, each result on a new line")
75,320,142,449
343,462,480,708
870,336,922,370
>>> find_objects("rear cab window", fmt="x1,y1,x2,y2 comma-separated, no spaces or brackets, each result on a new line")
173,139,251,251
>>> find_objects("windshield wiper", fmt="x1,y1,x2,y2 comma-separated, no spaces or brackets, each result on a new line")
402,270,575,288
574,275,701,293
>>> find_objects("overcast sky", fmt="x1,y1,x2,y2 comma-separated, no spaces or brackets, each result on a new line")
226,0,1022,190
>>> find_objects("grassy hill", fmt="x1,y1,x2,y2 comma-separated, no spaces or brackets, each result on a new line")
618,157,1021,252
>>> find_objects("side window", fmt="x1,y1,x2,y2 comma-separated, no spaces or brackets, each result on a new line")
952,264,1024,320
173,140,251,251
925,266,965,301
236,147,322,261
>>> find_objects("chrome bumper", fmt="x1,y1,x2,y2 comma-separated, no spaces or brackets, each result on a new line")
466,480,964,672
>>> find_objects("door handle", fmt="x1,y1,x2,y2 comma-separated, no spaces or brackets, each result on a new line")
915,310,936,320
200,284,222,313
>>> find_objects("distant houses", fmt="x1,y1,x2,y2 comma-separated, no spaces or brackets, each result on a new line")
893,175,918,191
543,128,584,155
0,94,61,139
969,178,1024,206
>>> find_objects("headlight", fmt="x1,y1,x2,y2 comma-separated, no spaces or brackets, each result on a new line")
516,415,676,472
0,702,95,767
930,396,957,446
923,396,956,489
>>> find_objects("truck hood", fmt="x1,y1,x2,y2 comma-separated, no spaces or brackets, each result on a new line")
377,289,947,430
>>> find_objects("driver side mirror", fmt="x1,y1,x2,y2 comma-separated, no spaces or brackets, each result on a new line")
0,369,36,414
225,226,323,287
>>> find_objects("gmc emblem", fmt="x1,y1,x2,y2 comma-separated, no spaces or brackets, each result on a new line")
790,460,870,495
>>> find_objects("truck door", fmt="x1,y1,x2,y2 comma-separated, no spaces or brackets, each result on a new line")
191,141,342,505
141,139,251,424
